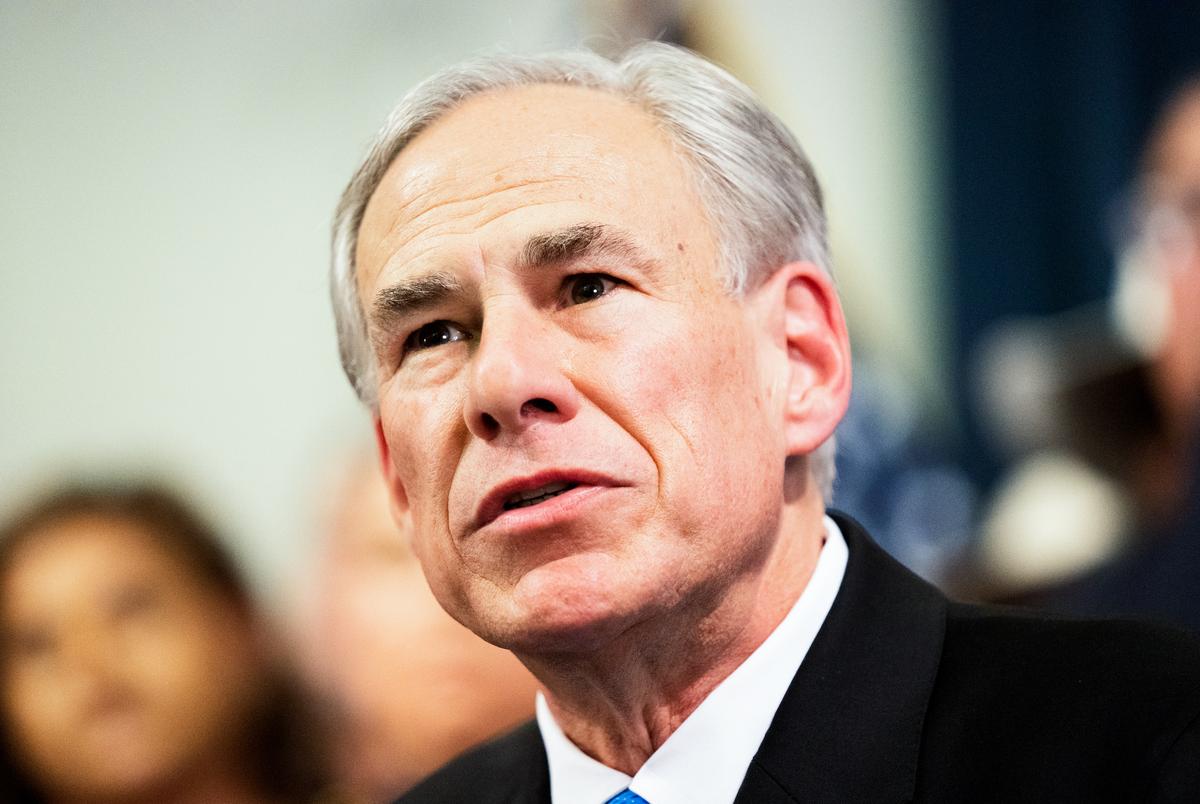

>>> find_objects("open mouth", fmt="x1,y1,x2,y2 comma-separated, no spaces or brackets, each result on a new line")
502,481,579,511
476,471,622,529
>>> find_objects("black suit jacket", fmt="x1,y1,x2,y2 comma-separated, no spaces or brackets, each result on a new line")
399,512,1200,803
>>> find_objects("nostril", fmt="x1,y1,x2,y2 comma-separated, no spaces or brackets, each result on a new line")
523,398,557,415
472,396,568,437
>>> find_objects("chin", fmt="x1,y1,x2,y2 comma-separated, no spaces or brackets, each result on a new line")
502,610,632,656
480,552,659,655
69,757,174,802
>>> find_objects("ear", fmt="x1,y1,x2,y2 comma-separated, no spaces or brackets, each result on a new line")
753,262,852,456
373,415,413,530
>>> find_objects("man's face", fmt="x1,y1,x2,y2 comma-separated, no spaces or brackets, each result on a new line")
356,85,795,652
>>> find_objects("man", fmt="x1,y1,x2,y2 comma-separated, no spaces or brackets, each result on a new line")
329,43,1200,802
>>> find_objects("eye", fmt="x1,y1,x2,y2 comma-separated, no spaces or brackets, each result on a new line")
566,273,619,305
10,628,56,661
404,320,471,353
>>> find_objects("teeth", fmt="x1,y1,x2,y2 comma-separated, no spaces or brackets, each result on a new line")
503,482,576,511
512,481,570,503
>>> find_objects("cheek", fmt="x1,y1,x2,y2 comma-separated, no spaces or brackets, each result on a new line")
3,668,89,787
383,376,463,476
380,386,472,608
587,307,783,534
600,309,772,460
382,385,466,522
4,671,65,754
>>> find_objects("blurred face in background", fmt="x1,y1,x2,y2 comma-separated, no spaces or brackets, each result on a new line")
1143,85,1200,433
0,514,261,801
308,457,537,801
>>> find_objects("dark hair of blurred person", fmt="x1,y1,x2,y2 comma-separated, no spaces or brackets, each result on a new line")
0,483,333,804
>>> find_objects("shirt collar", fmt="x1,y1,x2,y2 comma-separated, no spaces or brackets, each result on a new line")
537,515,849,804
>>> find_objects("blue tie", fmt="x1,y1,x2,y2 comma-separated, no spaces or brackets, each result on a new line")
606,790,649,804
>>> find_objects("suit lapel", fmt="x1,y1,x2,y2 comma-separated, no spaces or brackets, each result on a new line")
734,511,947,803
484,720,552,804
518,725,552,804
515,734,551,804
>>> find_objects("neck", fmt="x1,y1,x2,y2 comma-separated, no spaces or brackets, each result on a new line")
523,490,826,775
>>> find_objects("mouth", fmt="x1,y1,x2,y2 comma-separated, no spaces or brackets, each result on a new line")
475,470,622,531
502,481,579,511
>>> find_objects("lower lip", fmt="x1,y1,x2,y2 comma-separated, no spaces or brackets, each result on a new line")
482,485,616,535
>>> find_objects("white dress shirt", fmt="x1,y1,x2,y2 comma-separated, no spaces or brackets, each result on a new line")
536,515,849,804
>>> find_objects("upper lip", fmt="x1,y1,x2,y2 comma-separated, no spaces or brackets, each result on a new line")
473,469,622,530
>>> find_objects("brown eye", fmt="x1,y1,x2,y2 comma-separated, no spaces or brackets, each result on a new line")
405,320,470,352
568,274,617,305
11,628,56,661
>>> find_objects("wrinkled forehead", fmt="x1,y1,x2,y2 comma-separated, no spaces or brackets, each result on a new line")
354,83,712,294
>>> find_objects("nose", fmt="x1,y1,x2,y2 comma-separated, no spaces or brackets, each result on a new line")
464,310,580,440
61,625,121,693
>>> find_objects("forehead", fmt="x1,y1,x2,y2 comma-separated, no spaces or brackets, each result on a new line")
2,517,180,616
355,83,711,294
1150,91,1200,192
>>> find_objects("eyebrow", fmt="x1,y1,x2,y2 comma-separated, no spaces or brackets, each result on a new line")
518,222,654,272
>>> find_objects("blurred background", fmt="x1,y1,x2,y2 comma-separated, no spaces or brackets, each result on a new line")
3,0,1200,799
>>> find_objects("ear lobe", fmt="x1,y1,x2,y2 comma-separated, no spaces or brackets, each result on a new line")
373,416,413,529
776,263,852,456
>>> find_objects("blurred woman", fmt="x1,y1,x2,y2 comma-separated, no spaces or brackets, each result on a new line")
0,483,331,804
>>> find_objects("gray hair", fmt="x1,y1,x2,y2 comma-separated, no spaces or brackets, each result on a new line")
330,41,839,498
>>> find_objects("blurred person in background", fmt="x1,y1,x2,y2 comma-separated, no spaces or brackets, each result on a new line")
1031,77,1200,628
0,483,333,804
1137,78,1200,505
303,451,537,802
973,77,1200,629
